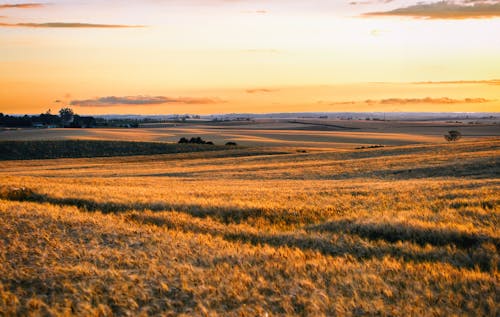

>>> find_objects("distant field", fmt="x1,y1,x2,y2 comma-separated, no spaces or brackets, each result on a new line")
0,140,238,160
0,138,498,315
1,119,498,148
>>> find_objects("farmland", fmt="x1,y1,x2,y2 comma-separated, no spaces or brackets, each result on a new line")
0,125,499,315
2,118,499,148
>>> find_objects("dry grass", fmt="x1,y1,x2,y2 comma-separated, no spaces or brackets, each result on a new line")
5,119,499,148
0,139,499,316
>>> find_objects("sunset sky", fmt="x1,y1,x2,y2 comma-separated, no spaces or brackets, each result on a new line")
1,0,499,115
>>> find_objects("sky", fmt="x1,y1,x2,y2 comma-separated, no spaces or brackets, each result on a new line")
0,0,499,115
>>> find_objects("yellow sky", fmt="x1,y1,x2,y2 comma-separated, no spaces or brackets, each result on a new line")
0,0,499,114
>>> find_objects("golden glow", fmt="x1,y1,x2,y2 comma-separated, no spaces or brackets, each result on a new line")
0,1,499,114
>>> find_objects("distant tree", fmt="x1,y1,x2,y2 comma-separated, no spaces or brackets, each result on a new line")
225,142,237,146
190,137,203,144
444,130,462,142
178,136,214,144
71,115,96,128
59,107,74,123
39,111,61,126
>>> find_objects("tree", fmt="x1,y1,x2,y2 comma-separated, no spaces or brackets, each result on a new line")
59,107,74,123
178,136,214,144
444,130,462,142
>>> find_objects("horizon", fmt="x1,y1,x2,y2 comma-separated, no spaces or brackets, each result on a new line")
1,0,500,114
3,110,499,117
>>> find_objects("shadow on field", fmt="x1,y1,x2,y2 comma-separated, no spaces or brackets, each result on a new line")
133,159,499,180
307,220,499,249
2,186,498,272
376,161,499,180
128,213,499,273
0,186,322,225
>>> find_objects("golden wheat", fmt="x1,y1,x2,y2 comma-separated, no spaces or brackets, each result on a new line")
0,139,498,316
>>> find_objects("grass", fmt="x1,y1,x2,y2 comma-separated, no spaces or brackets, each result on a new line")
0,138,498,316
0,140,232,160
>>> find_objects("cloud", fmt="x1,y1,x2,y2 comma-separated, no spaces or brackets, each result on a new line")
241,49,281,54
246,88,279,94
0,22,143,28
0,3,143,29
370,29,386,36
70,96,224,107
0,3,45,9
328,97,494,105
375,97,493,104
241,10,268,14
350,0,395,5
413,79,500,85
362,0,500,19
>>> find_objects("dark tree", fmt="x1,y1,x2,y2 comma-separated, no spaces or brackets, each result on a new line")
59,107,74,123
39,112,61,126
178,136,213,144
190,137,203,144
444,130,462,142
225,142,237,146
72,115,96,128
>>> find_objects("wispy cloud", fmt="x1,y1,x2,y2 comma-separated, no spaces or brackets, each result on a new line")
363,0,500,19
241,10,268,14
374,97,493,104
350,0,395,5
246,88,279,94
241,49,281,54
0,3,143,29
0,3,45,9
327,97,494,105
0,22,143,28
413,79,500,85
70,96,224,107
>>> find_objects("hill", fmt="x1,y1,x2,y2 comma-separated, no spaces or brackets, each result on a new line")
0,139,498,316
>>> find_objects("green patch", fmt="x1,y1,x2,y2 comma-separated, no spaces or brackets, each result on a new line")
0,140,228,160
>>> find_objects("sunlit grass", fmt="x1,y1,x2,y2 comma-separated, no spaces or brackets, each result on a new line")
0,139,498,316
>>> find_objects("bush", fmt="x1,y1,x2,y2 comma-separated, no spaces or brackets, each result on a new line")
225,142,237,146
444,130,462,142
178,137,214,145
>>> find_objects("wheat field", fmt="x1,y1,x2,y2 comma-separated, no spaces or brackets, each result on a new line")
0,139,499,316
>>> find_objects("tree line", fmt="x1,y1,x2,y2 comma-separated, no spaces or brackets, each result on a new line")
0,108,96,128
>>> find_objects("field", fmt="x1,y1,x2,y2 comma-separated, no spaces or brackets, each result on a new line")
2,118,499,148
0,123,499,316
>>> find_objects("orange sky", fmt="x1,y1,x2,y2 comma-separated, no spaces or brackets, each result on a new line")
0,0,499,114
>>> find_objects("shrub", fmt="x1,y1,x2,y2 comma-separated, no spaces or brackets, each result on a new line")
178,137,214,145
225,142,237,146
444,130,462,142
